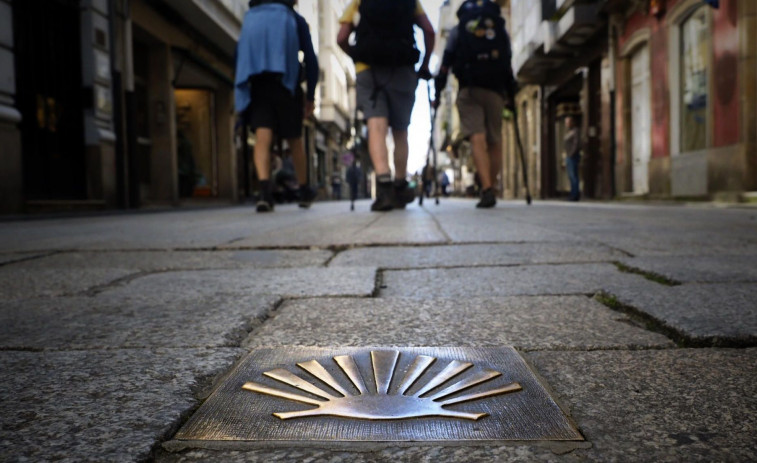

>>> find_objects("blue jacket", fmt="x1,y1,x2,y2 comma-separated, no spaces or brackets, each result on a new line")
235,3,300,113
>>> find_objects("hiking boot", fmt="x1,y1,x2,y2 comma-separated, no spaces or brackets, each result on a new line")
298,186,317,209
371,182,394,212
476,188,496,209
393,181,416,209
256,199,274,213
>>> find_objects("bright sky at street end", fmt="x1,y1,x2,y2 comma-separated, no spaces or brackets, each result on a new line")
407,0,445,177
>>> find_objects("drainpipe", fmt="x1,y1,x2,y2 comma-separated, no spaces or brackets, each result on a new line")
109,0,127,208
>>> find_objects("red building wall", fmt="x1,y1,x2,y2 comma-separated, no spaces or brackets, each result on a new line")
618,0,740,160
712,0,740,147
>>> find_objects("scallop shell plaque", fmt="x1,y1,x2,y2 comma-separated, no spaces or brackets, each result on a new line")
242,350,522,421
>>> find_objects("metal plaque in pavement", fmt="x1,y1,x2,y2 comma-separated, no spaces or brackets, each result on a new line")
174,347,583,443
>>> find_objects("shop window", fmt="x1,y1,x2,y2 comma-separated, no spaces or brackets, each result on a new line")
680,7,709,152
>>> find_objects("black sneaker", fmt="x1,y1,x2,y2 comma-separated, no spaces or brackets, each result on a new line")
476,188,496,209
371,183,394,212
298,186,317,209
393,181,416,209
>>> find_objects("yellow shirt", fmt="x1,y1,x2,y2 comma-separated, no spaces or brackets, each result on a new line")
339,0,426,74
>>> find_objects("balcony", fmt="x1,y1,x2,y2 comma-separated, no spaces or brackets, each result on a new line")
159,0,244,57
512,0,606,83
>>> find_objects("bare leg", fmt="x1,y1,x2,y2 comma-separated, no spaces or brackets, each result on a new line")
367,117,390,176
254,128,274,181
470,132,491,190
488,139,502,192
287,137,307,185
392,129,409,180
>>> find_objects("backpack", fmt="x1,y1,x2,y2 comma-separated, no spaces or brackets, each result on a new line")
351,0,420,67
248,0,294,8
453,0,513,91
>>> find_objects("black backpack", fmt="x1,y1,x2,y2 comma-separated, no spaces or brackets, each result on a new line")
248,0,294,8
351,0,420,67
453,0,513,92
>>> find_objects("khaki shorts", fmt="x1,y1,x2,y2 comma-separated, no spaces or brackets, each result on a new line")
356,66,418,130
457,87,505,147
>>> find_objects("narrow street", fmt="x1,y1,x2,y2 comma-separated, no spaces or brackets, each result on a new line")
1,199,755,461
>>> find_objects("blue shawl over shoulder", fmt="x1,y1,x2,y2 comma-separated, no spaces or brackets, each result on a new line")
235,3,299,113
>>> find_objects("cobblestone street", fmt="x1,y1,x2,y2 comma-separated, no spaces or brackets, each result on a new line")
1,199,755,461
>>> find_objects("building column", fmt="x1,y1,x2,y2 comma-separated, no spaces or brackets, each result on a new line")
82,0,118,206
0,0,24,213
216,88,237,201
148,44,178,203
742,0,757,191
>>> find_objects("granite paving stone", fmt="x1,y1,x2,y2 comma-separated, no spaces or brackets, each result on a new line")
619,255,757,283
0,252,50,265
0,266,136,300
224,206,447,248
330,243,627,269
0,348,245,463
243,297,673,350
7,249,333,271
380,263,648,298
0,294,279,350
609,283,757,344
426,200,583,243
524,349,757,462
98,267,378,300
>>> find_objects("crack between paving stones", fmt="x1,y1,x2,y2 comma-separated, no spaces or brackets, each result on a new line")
419,205,453,243
594,291,757,349
0,250,61,267
379,261,626,272
612,261,681,286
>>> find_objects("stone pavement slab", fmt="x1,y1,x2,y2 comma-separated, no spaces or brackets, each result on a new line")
424,200,582,243
0,348,245,463
98,267,378,300
512,203,757,257
619,255,757,283
224,206,447,248
243,297,673,350
156,350,757,462
0,252,50,265
0,294,279,350
330,243,627,269
8,249,333,271
0,266,136,300
380,263,648,298
524,349,757,462
609,283,757,345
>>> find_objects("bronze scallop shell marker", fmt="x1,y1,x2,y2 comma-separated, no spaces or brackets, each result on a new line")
242,350,523,421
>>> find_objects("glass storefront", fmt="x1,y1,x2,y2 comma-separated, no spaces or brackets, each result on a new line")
680,7,709,152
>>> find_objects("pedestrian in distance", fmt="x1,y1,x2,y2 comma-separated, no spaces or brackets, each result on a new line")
331,171,343,200
346,159,363,211
337,0,436,212
433,0,517,209
563,116,582,201
235,0,319,213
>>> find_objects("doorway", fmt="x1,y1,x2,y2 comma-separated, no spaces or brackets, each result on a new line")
174,89,217,198
13,0,85,200
630,45,651,194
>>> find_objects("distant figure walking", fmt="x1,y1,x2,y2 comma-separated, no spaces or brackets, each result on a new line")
235,0,318,212
337,0,435,212
433,0,516,209
563,116,582,201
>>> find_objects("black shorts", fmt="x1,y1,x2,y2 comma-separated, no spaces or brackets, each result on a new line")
246,73,303,139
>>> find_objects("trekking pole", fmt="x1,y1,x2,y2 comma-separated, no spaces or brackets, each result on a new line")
426,81,440,206
512,107,533,205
